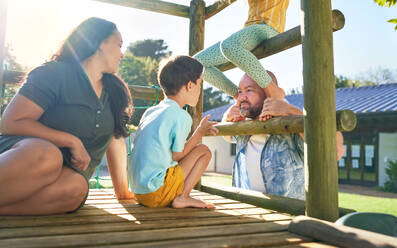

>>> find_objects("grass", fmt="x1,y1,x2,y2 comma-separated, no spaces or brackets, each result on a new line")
90,173,397,216
339,192,397,216
201,174,397,216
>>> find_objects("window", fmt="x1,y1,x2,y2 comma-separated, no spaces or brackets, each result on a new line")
230,143,236,156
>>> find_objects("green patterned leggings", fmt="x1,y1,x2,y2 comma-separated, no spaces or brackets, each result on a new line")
194,23,279,97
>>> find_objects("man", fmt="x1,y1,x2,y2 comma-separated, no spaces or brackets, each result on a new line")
223,73,344,200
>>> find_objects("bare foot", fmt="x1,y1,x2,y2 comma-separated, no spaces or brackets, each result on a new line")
263,81,285,99
172,195,215,209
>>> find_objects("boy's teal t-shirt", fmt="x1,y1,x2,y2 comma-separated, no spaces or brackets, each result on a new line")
129,98,192,194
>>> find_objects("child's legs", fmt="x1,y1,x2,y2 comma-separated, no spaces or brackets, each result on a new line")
178,144,211,196
172,144,213,208
194,42,238,98
220,24,279,88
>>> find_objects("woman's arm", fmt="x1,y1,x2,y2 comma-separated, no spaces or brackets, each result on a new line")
106,136,135,200
1,94,90,170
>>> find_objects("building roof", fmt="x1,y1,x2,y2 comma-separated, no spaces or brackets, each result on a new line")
205,83,397,121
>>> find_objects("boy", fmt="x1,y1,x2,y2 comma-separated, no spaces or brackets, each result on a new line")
129,55,218,208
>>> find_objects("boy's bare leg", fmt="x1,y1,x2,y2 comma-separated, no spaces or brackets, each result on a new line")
172,144,214,209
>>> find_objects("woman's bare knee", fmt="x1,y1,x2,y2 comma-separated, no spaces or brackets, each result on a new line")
58,173,88,211
26,140,63,181
6,138,63,183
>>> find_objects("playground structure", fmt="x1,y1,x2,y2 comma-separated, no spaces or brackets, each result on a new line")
3,1,396,247
0,0,354,220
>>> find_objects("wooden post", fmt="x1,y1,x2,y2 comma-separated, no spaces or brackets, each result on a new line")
188,0,205,190
301,0,338,221
188,0,205,130
0,0,8,106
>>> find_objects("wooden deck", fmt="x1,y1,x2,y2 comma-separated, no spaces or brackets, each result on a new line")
0,189,337,248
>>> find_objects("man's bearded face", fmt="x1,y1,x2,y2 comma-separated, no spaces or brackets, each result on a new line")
239,99,263,119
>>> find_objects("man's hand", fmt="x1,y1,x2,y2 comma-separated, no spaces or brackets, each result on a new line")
259,98,302,121
225,103,246,122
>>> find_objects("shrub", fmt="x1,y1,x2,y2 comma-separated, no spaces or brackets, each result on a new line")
383,159,397,193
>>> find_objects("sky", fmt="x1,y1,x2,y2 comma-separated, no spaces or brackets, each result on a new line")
4,0,397,93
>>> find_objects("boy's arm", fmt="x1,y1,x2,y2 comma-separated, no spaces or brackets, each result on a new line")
172,115,218,162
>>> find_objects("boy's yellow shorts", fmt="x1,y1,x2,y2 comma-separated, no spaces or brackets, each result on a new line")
136,165,184,208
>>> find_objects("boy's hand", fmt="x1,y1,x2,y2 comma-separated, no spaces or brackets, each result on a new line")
198,115,219,136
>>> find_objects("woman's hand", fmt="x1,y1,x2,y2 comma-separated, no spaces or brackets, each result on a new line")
115,190,136,200
69,138,91,171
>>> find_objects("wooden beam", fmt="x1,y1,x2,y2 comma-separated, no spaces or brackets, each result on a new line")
205,110,356,137
217,9,345,72
289,216,397,248
205,0,236,19
128,85,164,101
0,0,8,104
3,70,24,84
201,182,354,217
302,0,338,221
91,0,189,18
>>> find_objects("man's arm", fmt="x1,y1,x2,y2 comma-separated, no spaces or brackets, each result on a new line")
259,98,304,138
260,98,345,160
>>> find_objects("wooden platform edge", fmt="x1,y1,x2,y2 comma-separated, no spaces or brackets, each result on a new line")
288,215,397,248
201,182,355,217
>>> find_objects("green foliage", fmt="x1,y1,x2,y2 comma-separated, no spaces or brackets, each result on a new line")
335,75,376,89
126,39,172,62
203,87,232,112
119,51,160,126
374,0,397,30
1,45,25,113
374,0,396,7
358,67,397,84
383,160,397,193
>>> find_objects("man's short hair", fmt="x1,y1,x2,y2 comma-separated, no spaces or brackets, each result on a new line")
158,55,203,96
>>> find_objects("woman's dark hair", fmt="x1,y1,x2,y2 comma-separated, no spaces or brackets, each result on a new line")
158,55,203,96
52,17,132,138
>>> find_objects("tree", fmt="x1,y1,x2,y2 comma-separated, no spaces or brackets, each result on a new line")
1,45,25,113
118,49,160,126
374,0,397,30
126,39,172,61
357,67,397,84
203,87,233,112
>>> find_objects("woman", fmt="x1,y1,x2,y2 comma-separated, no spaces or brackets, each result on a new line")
194,0,288,99
0,17,134,215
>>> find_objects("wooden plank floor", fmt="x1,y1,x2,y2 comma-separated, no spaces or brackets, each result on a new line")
0,189,337,248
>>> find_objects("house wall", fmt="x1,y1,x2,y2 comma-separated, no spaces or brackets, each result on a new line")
203,136,235,174
378,132,397,187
